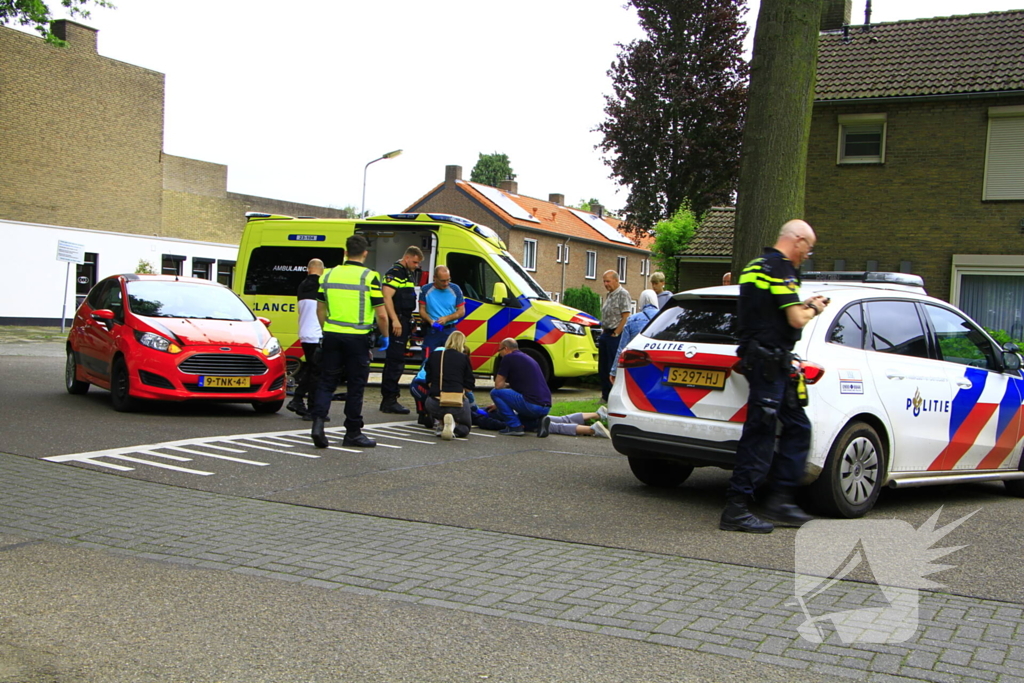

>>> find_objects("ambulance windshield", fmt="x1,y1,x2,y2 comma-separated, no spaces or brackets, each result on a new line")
495,253,549,301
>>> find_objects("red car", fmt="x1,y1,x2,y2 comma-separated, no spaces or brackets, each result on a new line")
66,274,286,413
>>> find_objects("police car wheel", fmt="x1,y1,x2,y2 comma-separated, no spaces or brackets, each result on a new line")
65,350,90,395
110,358,138,413
627,456,694,488
808,421,883,518
1005,478,1024,497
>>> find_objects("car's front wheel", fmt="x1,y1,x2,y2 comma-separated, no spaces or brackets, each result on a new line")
65,350,90,395
252,399,283,414
627,456,694,488
110,358,138,413
807,421,883,518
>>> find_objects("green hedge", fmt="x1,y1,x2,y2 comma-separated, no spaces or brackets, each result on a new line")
563,286,601,319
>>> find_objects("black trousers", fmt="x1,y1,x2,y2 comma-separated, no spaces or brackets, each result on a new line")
381,311,412,402
309,331,371,436
293,341,321,401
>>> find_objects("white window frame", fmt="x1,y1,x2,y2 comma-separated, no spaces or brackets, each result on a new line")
549,291,560,302
556,244,563,263
617,255,627,283
983,105,1024,200
523,238,537,272
837,113,887,164
639,258,650,277
585,251,597,279
564,244,569,264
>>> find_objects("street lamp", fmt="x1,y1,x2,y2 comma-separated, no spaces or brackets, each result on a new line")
360,149,403,218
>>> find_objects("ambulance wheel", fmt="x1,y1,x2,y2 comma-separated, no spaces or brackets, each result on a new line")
520,346,553,388
1004,478,1024,497
252,399,283,414
627,456,694,488
808,421,882,518
110,358,138,413
65,350,90,395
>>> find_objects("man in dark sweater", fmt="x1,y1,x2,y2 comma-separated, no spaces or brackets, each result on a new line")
490,338,551,436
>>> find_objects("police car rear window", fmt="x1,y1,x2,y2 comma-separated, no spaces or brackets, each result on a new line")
243,247,346,296
644,298,738,344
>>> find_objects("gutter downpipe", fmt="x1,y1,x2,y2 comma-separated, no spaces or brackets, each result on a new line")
560,236,571,301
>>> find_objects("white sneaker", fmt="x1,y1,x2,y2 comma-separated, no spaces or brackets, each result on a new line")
441,413,455,441
591,421,610,439
597,405,609,421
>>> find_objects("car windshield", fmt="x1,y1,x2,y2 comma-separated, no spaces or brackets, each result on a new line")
644,297,739,344
127,281,256,321
495,253,550,301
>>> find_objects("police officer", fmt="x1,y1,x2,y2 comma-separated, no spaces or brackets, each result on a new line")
720,220,830,534
309,234,390,449
379,245,423,414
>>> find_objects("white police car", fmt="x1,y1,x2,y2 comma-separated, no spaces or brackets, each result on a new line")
607,272,1024,517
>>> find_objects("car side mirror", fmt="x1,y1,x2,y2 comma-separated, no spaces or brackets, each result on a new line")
91,309,115,321
1002,343,1022,372
491,282,509,303
258,316,272,328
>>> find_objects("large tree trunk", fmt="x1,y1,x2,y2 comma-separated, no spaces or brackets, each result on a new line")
731,0,823,274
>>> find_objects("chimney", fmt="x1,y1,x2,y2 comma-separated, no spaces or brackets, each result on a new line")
819,0,851,32
445,165,462,185
50,19,98,53
498,179,518,194
592,202,604,219
548,193,565,206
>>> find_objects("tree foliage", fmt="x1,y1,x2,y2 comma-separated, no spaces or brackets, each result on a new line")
1,0,114,46
731,0,822,273
598,0,749,239
563,286,602,319
470,152,516,188
650,204,698,287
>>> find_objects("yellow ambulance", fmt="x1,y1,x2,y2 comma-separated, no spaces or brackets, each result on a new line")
234,212,599,388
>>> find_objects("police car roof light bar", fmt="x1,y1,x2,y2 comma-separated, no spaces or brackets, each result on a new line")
802,271,925,289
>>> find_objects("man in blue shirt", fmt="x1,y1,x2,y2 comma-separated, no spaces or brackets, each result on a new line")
490,338,551,436
419,265,465,354
609,291,659,382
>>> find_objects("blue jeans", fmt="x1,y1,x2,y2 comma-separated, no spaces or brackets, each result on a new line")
423,325,455,356
490,387,550,430
726,355,811,497
597,332,619,401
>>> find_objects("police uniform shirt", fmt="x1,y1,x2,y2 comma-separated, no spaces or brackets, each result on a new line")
382,261,418,314
316,261,384,333
737,247,802,352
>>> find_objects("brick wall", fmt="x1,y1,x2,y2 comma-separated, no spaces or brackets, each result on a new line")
676,260,731,292
0,22,165,235
805,96,1024,302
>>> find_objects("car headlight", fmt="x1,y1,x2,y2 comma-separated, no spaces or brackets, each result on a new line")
135,330,182,354
261,337,282,357
552,320,586,336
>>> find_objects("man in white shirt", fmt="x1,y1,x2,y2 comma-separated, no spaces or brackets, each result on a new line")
287,258,324,417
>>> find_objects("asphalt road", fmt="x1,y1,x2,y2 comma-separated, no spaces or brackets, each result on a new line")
3,348,1022,606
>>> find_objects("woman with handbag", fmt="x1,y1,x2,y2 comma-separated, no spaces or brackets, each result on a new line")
424,331,475,440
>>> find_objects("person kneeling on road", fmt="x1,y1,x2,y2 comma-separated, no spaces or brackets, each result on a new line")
490,338,552,437
424,330,475,441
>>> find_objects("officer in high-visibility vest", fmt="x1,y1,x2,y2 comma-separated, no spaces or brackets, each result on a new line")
379,245,424,414
309,234,390,449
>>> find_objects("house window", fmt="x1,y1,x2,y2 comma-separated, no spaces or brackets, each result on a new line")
837,113,886,164
161,254,185,276
563,245,569,264
192,257,214,280
951,255,1024,341
549,291,560,303
617,256,627,282
640,258,650,277
76,252,99,297
586,251,597,279
983,105,1024,200
217,260,236,288
523,238,537,271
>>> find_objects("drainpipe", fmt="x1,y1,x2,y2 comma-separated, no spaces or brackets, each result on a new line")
560,236,571,301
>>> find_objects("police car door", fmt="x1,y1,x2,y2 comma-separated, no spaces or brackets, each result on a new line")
863,300,952,471
920,304,1024,471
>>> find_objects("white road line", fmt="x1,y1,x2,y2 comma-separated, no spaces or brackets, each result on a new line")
194,442,249,453
228,439,320,458
272,434,373,452
72,457,135,472
136,449,192,462
103,454,214,475
406,425,497,439
162,446,269,466
360,428,435,445
241,436,295,447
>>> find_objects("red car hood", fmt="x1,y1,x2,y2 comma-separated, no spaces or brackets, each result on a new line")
138,317,268,348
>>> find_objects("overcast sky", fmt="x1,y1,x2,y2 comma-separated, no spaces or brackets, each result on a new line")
34,0,1024,216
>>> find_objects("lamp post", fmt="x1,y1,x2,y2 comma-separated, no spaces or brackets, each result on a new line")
360,149,403,218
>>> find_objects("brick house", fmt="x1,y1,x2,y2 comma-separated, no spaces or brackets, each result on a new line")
679,7,1024,339
405,165,652,305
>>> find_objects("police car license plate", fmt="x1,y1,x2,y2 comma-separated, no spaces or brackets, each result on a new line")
198,376,251,389
665,367,726,390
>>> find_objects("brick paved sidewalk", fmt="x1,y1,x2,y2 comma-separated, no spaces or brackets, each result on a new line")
2,453,1022,683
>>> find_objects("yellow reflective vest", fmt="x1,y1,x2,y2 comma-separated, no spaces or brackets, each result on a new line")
319,262,383,335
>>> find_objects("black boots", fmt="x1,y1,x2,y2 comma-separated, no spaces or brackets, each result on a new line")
379,400,410,414
311,417,329,449
720,495,774,534
762,490,813,527
286,398,308,416
343,433,376,448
